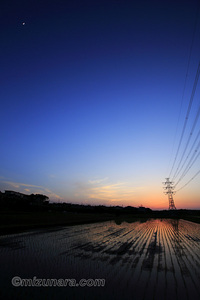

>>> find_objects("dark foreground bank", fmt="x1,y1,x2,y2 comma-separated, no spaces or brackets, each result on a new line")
1,209,200,236
0,211,114,235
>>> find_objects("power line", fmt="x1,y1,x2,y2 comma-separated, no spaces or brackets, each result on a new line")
173,99,200,180
164,4,200,200
174,141,200,187
176,169,200,192
168,5,200,178
174,128,200,179
169,62,200,179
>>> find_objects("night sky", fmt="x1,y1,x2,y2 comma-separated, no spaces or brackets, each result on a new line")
1,0,200,209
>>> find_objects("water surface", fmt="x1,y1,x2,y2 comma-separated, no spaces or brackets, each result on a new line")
0,219,200,300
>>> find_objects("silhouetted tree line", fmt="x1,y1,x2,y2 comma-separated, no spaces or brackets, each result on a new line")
0,191,49,210
0,190,153,214
50,203,152,214
2,190,199,217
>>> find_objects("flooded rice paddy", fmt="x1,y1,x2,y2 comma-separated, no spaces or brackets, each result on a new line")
0,218,200,300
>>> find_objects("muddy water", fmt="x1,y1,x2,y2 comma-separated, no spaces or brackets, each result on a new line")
0,219,200,300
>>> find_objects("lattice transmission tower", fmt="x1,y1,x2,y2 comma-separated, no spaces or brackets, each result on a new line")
163,178,176,210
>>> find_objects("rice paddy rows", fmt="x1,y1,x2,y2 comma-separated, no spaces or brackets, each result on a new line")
0,219,200,300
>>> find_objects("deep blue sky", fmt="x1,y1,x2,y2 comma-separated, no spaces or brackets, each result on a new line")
1,0,200,209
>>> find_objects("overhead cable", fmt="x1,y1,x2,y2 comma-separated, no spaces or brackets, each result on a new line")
176,169,200,192
169,62,200,179
173,101,200,180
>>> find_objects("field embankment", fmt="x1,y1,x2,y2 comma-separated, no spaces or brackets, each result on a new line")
1,209,200,236
0,210,114,235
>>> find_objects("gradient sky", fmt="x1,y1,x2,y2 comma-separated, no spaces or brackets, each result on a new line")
1,0,200,209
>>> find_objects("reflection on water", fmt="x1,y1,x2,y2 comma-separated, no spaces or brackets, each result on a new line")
0,219,200,300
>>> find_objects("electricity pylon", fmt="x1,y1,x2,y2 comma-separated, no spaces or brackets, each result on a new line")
163,178,176,210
